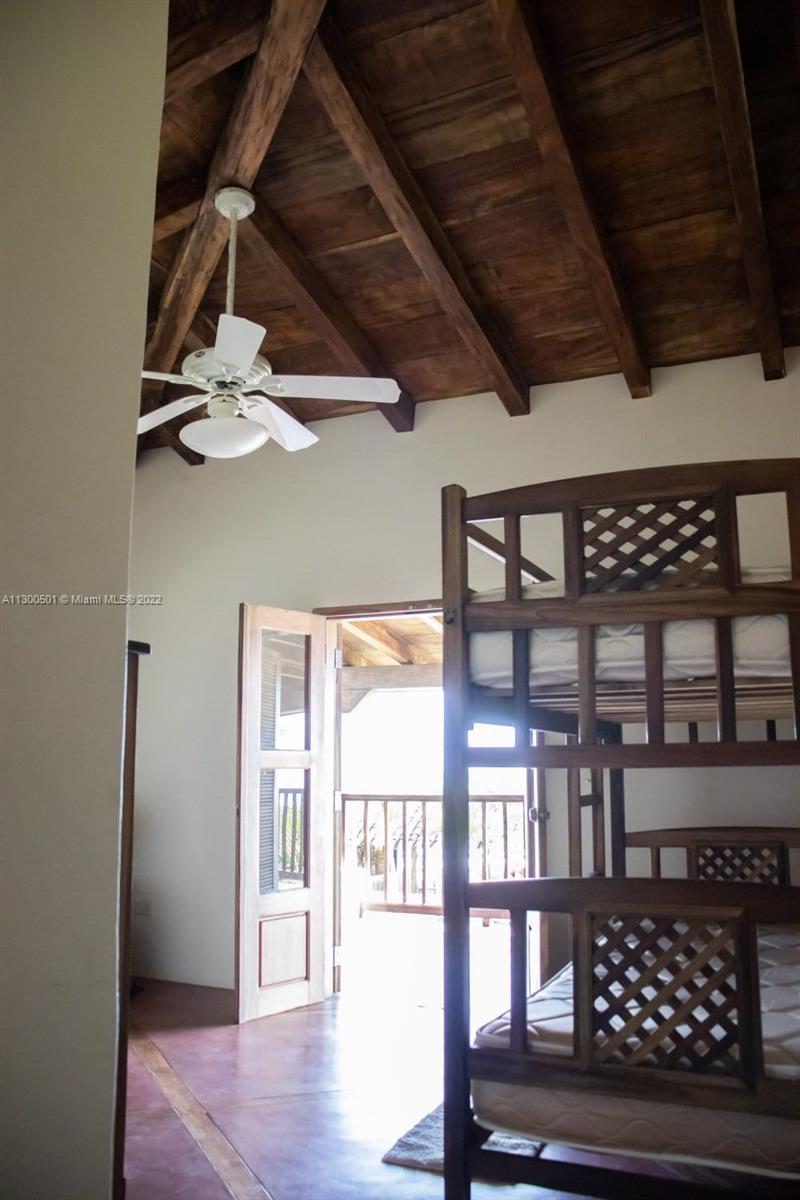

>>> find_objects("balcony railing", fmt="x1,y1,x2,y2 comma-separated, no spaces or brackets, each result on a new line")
342,793,527,915
278,787,305,883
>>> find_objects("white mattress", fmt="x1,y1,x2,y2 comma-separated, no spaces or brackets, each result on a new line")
470,569,792,691
472,925,800,1178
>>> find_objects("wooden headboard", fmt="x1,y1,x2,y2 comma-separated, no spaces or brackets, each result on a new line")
625,826,800,885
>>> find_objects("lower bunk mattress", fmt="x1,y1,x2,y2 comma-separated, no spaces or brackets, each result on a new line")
472,925,800,1179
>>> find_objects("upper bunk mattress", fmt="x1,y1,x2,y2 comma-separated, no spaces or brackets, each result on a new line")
472,924,800,1179
470,569,792,691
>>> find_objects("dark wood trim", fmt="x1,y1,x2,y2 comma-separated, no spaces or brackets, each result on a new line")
463,459,800,521
465,586,800,631
626,825,800,848
486,0,650,400
314,598,442,619
113,643,147,1200
468,741,799,769
466,523,554,583
701,0,785,380
304,17,530,419
243,211,414,432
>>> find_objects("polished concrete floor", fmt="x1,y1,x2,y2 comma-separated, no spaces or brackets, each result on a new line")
125,914,579,1200
125,914,782,1200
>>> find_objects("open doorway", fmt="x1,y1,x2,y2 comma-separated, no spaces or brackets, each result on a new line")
329,608,546,1032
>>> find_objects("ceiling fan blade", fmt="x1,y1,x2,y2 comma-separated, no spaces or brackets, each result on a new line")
137,394,208,435
242,396,319,452
142,370,202,387
261,375,401,405
213,314,266,376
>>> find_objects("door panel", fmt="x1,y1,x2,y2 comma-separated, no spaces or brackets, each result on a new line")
239,605,334,1021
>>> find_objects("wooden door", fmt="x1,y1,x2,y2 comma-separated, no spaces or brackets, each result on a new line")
238,605,335,1021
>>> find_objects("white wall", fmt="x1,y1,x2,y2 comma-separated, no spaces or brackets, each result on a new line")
129,350,799,989
0,3,166,1197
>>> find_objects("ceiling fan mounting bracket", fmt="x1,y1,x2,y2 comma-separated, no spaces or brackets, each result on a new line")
214,187,256,222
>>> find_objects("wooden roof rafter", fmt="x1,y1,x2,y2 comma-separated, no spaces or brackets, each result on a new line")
486,0,651,400
142,0,327,461
243,208,415,432
342,619,439,665
700,0,785,381
303,15,531,418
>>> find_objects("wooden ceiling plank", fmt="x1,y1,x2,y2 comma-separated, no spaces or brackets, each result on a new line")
142,0,327,460
153,178,203,242
342,620,439,665
486,0,651,400
700,0,785,381
303,17,531,417
342,620,412,664
164,8,263,102
243,210,415,431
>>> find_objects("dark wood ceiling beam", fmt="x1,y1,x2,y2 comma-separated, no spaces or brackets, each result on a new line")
303,18,530,417
143,0,327,460
152,178,203,242
700,0,785,381
486,0,651,400
164,8,263,103
243,210,415,432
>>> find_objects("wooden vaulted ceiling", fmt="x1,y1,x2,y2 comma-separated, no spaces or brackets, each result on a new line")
141,0,799,464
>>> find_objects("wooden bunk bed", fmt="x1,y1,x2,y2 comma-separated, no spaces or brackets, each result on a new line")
441,459,800,1199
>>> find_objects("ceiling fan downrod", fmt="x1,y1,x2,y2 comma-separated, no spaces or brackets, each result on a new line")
214,187,256,317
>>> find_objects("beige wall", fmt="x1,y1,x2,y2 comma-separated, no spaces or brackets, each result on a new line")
0,3,166,1196
129,349,798,989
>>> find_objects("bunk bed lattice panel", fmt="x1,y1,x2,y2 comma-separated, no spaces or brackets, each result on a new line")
581,498,719,593
694,843,787,886
590,912,743,1077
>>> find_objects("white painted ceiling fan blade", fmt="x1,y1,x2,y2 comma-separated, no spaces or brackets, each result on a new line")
243,396,319,451
142,370,202,386
265,375,401,404
137,394,208,435
213,314,266,375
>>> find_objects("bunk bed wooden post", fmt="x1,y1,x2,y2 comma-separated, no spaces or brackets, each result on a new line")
442,484,472,1200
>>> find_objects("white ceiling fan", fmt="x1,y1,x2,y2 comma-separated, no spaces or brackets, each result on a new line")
139,187,400,458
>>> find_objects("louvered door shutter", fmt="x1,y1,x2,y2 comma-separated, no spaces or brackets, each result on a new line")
259,647,280,892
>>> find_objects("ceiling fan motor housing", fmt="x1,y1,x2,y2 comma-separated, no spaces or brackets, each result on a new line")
181,347,274,391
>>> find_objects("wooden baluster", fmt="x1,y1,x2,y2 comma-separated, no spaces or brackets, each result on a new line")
591,768,605,875
401,800,408,904
607,726,626,877
502,800,509,879
509,908,528,1056
363,798,369,879
383,798,389,902
577,626,596,745
788,612,800,740
567,742,582,876
481,802,488,880
644,623,665,745
421,800,428,904
505,515,530,748
715,616,736,742
563,506,584,602
688,721,699,743
650,847,662,878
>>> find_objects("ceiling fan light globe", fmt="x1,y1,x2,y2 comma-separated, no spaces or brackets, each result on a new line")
178,417,268,459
